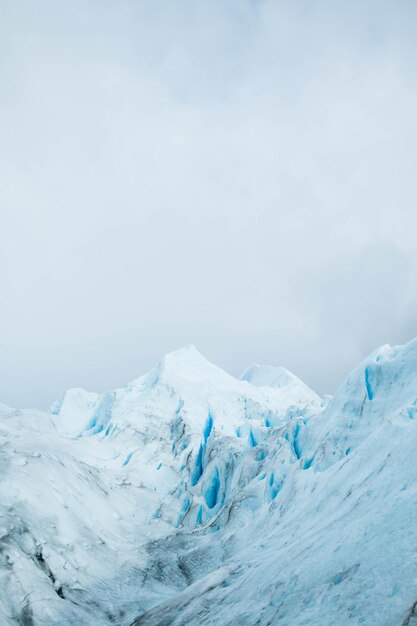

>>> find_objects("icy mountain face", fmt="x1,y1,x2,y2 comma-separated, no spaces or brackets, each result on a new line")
2,342,417,625
240,363,318,406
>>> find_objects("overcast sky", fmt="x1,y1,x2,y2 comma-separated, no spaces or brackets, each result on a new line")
1,0,417,408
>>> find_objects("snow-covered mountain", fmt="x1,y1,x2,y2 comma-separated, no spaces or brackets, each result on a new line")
2,341,417,625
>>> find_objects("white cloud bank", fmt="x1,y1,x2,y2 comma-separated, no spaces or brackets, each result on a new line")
1,0,417,406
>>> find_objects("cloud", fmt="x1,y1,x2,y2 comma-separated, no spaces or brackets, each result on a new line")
1,0,417,407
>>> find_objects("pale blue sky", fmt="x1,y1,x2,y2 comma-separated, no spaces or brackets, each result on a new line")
1,0,417,407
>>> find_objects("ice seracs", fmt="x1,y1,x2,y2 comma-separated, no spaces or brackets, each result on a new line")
240,362,319,406
306,336,417,470
3,340,417,625
50,388,100,435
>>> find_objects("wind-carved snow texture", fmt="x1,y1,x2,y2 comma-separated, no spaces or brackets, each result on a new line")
3,342,417,624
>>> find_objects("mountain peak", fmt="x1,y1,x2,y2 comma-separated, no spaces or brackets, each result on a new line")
240,363,319,404
154,345,237,387
162,344,206,367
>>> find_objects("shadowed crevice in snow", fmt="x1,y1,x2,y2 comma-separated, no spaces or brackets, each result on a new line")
364,366,374,401
18,604,34,626
191,443,204,486
204,467,221,509
33,547,65,599
401,600,417,626
203,413,214,443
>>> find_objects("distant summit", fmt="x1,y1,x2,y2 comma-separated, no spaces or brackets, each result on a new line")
240,362,318,404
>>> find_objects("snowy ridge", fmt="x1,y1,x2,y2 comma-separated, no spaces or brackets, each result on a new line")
240,362,319,407
1,341,417,624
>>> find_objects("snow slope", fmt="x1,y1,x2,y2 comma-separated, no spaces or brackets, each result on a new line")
1,341,417,625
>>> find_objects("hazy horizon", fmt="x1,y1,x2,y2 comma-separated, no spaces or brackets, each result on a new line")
2,0,417,408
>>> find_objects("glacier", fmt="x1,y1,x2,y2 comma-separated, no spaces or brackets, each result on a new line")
2,341,417,624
